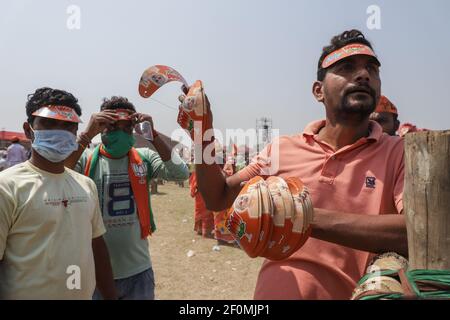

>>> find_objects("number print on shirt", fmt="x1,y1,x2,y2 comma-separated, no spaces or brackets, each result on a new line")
107,181,135,216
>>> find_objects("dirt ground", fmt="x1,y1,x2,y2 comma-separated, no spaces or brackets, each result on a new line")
149,182,264,300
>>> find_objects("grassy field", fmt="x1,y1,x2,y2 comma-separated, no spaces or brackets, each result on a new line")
149,182,264,300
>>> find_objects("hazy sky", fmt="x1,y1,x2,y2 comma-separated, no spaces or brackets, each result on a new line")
1,0,449,144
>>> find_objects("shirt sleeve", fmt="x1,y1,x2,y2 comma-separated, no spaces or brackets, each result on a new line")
0,181,15,260
88,180,106,239
143,148,189,182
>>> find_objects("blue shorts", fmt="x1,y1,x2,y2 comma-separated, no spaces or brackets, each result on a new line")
93,268,155,300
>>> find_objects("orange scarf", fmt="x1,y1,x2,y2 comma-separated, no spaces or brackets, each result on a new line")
85,145,154,239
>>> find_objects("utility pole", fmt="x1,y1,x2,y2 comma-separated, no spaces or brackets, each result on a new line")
256,117,272,154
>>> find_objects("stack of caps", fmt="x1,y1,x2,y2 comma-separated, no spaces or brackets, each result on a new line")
226,176,314,260
366,252,409,274
351,252,409,300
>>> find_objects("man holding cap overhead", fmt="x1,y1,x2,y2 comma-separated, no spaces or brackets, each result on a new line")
0,87,117,299
194,29,406,299
370,95,400,136
66,96,189,300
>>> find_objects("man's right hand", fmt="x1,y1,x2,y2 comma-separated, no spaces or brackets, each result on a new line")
179,84,214,137
84,111,118,139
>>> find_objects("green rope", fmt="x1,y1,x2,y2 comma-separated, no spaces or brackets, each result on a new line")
408,269,450,299
358,293,403,300
355,269,450,300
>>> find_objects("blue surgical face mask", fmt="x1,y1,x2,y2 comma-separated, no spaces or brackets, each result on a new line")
31,129,78,163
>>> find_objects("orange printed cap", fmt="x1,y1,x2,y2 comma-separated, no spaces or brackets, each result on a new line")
375,96,398,115
322,43,380,69
32,105,82,123
139,65,187,98
226,176,264,257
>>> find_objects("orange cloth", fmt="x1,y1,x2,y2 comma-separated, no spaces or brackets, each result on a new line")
398,122,429,137
213,164,236,243
189,173,214,237
238,120,404,300
85,145,153,239
213,210,235,243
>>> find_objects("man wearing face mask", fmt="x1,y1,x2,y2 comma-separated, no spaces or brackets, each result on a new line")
0,87,117,299
66,96,189,300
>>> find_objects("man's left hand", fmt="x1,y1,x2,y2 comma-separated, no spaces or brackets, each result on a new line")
131,113,156,140
131,113,154,128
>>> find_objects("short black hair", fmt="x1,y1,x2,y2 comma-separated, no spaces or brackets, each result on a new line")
26,87,81,124
317,29,375,81
100,96,136,112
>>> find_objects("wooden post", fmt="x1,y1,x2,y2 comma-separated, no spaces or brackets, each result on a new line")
404,130,450,270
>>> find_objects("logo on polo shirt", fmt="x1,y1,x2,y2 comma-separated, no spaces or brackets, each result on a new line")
365,176,376,189
44,196,88,208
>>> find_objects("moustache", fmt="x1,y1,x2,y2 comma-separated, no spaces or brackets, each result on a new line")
344,85,376,99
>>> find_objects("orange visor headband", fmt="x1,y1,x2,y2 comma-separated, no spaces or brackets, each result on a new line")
321,43,380,69
32,105,82,123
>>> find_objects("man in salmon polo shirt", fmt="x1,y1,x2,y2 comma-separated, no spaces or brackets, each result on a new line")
193,29,407,299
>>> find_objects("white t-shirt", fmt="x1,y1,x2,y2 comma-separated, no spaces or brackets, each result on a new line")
0,161,106,299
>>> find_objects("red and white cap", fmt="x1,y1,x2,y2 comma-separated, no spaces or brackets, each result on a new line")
32,105,82,123
322,43,380,69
